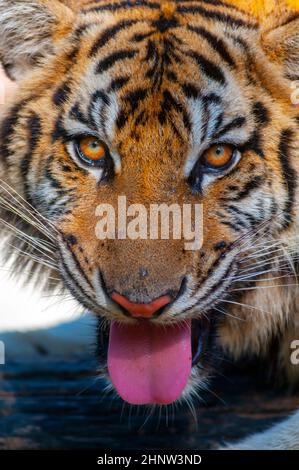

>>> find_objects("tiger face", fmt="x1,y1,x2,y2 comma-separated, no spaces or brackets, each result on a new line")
1,0,299,405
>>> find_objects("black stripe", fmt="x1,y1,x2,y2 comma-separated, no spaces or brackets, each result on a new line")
252,101,270,125
115,89,148,130
135,110,147,126
153,15,179,33
131,31,154,42
144,38,183,90
158,89,191,132
109,76,130,91
165,41,183,64
221,219,243,233
277,11,299,28
65,45,80,64
62,238,94,291
179,0,244,11
200,97,210,142
73,23,96,40
187,256,235,309
187,51,226,84
278,129,297,229
96,49,138,73
169,120,185,143
20,113,42,203
65,235,78,246
226,205,259,227
227,185,238,192
269,197,278,218
286,72,299,81
228,34,250,52
214,116,246,139
229,176,264,201
188,25,236,67
214,240,227,251
239,131,264,158
201,93,223,140
216,208,249,227
53,83,71,107
177,5,258,29
51,116,69,143
202,92,222,106
91,90,110,108
124,88,148,112
116,111,128,130
61,164,72,173
83,0,160,13
144,39,158,61
44,156,63,190
166,70,178,82
0,99,33,161
89,19,137,56
47,200,74,219
88,90,110,130
200,258,233,301
69,103,90,126
214,112,224,132
60,257,95,309
203,257,233,303
182,83,201,99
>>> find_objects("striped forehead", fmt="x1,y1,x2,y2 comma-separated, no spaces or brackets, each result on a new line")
63,3,256,168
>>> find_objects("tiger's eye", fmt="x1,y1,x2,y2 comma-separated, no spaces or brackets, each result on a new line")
202,144,234,169
78,136,106,162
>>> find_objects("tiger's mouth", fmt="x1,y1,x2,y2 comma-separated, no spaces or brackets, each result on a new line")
97,317,212,405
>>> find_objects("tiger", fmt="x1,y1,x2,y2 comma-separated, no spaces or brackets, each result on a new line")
0,0,299,450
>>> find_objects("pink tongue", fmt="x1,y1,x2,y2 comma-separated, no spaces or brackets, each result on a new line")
108,320,192,405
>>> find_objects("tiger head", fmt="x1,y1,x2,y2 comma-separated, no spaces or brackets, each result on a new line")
0,0,299,405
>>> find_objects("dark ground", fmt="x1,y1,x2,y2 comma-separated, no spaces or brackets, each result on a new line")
0,353,298,450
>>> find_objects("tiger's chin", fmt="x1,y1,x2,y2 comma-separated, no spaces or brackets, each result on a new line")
96,316,216,406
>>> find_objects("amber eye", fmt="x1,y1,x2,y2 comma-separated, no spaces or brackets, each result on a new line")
202,144,235,170
76,136,107,166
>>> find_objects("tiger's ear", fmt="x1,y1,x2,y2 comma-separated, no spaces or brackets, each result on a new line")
0,0,74,80
261,3,299,79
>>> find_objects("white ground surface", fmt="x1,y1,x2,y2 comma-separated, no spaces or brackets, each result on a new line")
0,267,96,358
0,268,80,332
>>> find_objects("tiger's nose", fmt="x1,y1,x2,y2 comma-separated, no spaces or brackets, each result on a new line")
111,292,172,318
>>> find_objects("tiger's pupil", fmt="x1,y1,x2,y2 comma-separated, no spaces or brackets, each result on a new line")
215,146,224,157
90,141,100,150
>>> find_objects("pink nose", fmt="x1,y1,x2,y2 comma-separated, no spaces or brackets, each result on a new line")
111,292,172,318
